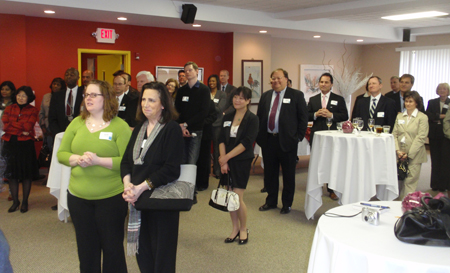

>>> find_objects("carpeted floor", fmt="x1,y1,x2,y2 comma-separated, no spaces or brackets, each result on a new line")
0,151,440,273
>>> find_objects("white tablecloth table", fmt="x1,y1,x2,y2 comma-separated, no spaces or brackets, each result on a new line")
305,131,398,219
308,201,450,273
46,132,71,222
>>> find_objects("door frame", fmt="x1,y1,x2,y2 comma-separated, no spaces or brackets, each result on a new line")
77,48,131,86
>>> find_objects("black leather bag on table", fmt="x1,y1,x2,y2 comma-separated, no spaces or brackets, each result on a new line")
394,196,450,246
397,158,409,180
134,164,196,211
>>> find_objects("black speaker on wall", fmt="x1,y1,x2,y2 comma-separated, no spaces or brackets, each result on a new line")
403,29,411,42
181,4,197,24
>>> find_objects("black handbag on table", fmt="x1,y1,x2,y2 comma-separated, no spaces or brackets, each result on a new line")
397,159,409,180
394,196,450,246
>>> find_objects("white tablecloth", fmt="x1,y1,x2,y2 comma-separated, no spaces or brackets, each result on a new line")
305,131,398,219
308,201,450,273
46,132,71,222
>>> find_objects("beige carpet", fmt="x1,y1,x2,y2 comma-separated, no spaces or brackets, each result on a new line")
0,152,439,273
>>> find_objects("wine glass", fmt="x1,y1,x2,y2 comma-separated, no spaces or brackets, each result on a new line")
352,118,361,134
336,122,343,132
326,117,333,132
368,118,375,133
357,120,364,136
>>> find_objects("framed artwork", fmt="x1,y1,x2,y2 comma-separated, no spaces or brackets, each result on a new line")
155,66,204,84
300,64,334,103
242,60,263,104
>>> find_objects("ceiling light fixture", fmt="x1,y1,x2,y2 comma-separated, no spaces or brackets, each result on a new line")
382,11,448,21
313,35,321,38
259,30,267,33
44,10,55,14
357,39,364,42
117,17,127,21
193,24,201,27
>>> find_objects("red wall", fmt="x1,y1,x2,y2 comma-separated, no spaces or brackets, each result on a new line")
0,14,234,109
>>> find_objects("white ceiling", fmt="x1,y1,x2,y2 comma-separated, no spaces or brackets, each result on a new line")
1,0,450,44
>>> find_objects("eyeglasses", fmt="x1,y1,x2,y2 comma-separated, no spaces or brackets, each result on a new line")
83,93,103,98
167,84,176,88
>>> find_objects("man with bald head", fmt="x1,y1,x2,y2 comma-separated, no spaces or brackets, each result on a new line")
82,70,94,88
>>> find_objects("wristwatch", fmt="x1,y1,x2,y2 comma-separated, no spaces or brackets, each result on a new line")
183,122,188,128
145,179,154,190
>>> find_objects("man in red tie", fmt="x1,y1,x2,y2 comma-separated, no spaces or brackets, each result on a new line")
256,68,308,214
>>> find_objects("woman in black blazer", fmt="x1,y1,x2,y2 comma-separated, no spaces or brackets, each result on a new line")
426,83,450,191
219,86,258,245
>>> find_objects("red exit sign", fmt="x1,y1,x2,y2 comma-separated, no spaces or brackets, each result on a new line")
95,28,118,44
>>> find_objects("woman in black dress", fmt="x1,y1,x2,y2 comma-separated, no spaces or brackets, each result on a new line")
426,83,450,191
219,86,258,245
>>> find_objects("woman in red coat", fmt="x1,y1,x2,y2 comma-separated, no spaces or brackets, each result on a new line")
2,86,39,213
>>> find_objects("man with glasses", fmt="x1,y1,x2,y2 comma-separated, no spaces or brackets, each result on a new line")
113,74,138,127
256,68,308,214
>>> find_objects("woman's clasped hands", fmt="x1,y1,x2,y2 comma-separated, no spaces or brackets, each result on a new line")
76,151,98,168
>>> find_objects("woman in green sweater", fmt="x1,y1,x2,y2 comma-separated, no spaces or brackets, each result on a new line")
58,80,131,273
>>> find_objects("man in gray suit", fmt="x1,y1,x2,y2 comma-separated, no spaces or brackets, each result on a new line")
220,70,236,115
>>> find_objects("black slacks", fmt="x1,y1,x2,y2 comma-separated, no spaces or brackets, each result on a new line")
67,192,128,273
429,137,450,190
136,210,180,273
262,134,297,207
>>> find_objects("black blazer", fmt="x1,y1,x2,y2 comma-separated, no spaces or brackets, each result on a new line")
118,93,138,127
426,97,450,139
48,86,84,134
351,93,367,120
219,110,259,161
308,92,348,144
120,120,183,188
256,87,308,152
353,95,396,132
390,91,426,113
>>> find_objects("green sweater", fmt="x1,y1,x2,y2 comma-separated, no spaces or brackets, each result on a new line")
57,116,132,200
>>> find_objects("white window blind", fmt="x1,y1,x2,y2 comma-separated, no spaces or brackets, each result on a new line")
398,46,450,108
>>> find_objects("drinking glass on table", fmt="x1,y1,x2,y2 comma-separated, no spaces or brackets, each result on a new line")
336,122,343,132
383,125,390,134
356,119,364,136
352,118,361,134
326,117,333,132
375,125,383,136
368,118,375,133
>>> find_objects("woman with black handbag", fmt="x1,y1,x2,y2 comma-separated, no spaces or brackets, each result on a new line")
218,86,259,245
121,82,183,273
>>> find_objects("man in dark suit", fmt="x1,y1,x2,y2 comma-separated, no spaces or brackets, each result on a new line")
389,74,424,113
113,70,139,99
353,76,396,132
48,67,84,135
308,73,348,145
114,75,138,127
256,68,308,214
307,73,348,201
384,76,400,98
220,70,236,115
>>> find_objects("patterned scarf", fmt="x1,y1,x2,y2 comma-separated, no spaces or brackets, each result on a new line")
127,119,165,256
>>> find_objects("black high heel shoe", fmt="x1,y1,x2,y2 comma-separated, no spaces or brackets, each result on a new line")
239,229,249,245
8,201,20,213
20,202,28,213
224,232,240,243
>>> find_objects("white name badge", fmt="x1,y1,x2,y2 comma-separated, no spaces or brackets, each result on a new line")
330,100,338,106
213,98,219,103
283,98,291,104
398,120,405,124
182,96,189,102
99,132,113,141
119,106,126,111
141,139,147,148
223,121,232,127
377,112,385,118
444,104,449,109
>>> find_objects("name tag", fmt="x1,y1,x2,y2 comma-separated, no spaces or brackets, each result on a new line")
223,121,231,127
182,96,189,102
283,98,291,104
99,132,113,141
141,139,147,148
119,106,126,111
330,100,338,106
377,112,385,118
444,104,449,109
213,98,219,103
398,120,405,124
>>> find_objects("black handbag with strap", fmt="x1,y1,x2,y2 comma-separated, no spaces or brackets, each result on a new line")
394,196,450,246
397,158,409,180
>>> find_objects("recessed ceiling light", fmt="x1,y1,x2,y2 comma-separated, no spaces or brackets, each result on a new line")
193,24,201,27
382,11,448,21
357,39,364,42
44,10,55,14
313,35,321,38
117,17,127,21
259,30,267,33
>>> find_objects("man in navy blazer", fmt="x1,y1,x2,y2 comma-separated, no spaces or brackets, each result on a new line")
308,73,348,145
353,76,396,132
48,67,84,135
114,75,138,127
256,68,308,214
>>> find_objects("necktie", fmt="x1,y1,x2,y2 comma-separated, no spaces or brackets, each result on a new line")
370,98,377,118
66,89,72,116
222,86,225,92
268,92,280,131
322,95,326,108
